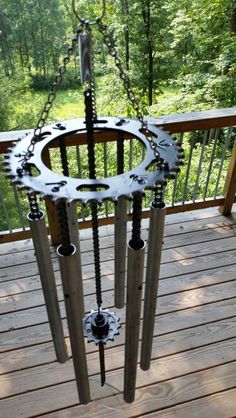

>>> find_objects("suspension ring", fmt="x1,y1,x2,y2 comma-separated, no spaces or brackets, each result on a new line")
72,0,106,25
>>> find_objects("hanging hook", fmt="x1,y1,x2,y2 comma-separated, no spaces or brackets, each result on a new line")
72,0,106,25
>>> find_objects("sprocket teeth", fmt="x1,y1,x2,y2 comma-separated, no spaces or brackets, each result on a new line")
176,160,184,166
6,173,15,179
3,119,184,202
165,173,176,180
3,161,10,169
11,178,22,185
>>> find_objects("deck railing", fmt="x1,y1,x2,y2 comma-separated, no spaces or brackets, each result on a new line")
0,107,235,244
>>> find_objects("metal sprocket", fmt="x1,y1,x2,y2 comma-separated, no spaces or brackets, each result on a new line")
83,309,120,344
4,117,184,204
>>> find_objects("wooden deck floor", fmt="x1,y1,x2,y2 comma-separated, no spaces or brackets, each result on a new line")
1,206,236,418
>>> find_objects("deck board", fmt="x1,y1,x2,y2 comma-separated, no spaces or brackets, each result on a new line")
0,206,236,418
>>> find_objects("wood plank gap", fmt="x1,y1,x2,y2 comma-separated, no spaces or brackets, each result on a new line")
1,282,236,334
135,386,236,418
1,210,235,257
1,239,236,286
2,278,236,323
1,301,236,356
23,364,236,418
1,344,236,403
1,314,235,377
2,276,236,317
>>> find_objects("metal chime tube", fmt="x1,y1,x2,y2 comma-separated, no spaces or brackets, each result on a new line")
28,211,68,363
114,197,127,308
66,202,85,316
115,132,127,308
140,201,166,370
57,201,90,404
124,194,145,403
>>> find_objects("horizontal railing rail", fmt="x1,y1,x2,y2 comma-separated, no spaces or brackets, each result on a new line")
0,107,236,244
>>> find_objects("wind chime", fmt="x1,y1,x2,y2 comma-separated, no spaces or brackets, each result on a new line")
4,0,183,405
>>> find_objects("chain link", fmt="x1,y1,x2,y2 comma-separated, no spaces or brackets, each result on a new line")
153,184,165,208
27,193,42,219
16,15,160,176
96,19,160,161
57,200,72,256
130,193,143,250
17,25,84,175
59,137,69,177
84,85,102,311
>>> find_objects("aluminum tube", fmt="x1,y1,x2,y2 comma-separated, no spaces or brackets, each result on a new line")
57,244,91,404
28,212,68,363
124,240,146,403
140,203,166,371
66,202,80,248
114,197,127,308
66,202,85,317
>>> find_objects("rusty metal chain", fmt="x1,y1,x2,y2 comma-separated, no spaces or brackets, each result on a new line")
153,184,165,208
17,11,160,177
17,25,85,176
27,193,42,219
89,27,98,120
57,200,72,256
84,87,103,312
130,193,143,250
96,19,160,161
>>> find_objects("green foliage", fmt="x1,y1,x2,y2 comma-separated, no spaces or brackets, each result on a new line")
29,68,80,91
0,0,236,231
0,84,10,131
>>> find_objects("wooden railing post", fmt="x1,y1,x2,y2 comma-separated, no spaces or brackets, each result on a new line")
220,140,236,216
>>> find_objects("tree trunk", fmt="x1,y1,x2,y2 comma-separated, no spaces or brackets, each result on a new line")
231,4,236,32
121,0,130,71
142,0,154,106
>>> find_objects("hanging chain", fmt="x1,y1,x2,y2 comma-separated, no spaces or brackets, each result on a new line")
117,132,124,175
130,193,143,250
153,184,165,208
16,9,160,178
16,25,85,176
84,89,97,178
28,193,42,219
57,200,72,256
84,86,103,311
96,19,160,161
97,20,144,125
88,26,98,120
91,203,103,309
59,137,69,177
